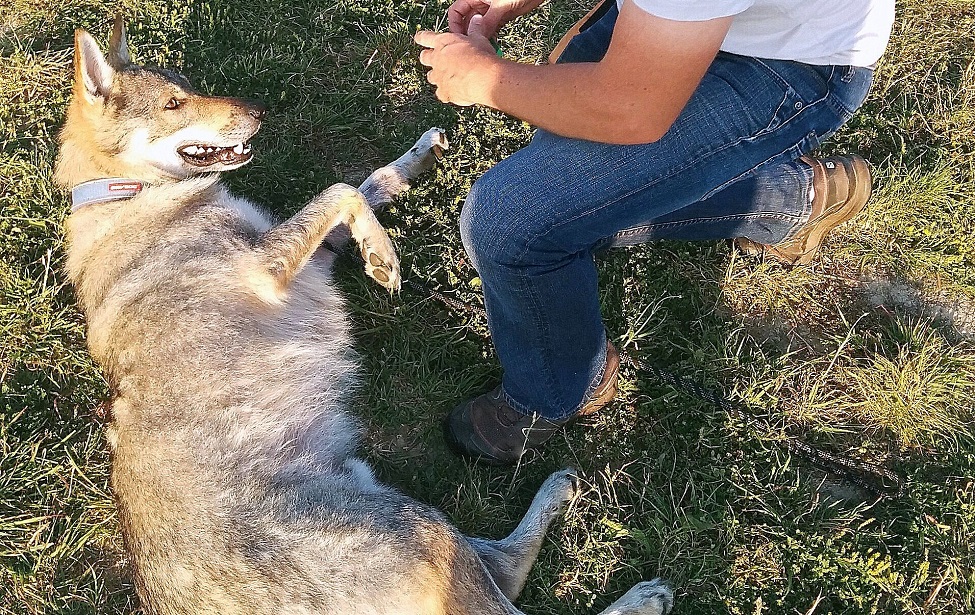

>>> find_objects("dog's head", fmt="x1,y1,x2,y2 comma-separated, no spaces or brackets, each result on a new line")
59,18,265,184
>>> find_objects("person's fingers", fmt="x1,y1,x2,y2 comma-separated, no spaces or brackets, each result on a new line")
480,5,508,38
467,14,488,40
447,0,492,34
418,48,433,66
447,12,465,34
414,30,440,49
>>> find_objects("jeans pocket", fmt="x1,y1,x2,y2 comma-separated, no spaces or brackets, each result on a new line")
751,59,833,136
760,88,806,135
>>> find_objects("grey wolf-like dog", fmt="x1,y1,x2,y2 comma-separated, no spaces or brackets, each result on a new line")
54,19,674,615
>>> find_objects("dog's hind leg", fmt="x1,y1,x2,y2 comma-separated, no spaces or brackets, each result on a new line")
467,471,674,614
591,580,674,615
358,128,448,210
466,469,579,602
257,183,400,291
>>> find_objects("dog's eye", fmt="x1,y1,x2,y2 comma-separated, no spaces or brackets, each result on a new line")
164,98,183,110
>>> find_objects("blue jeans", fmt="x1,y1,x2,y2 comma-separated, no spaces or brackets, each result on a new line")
459,3,874,420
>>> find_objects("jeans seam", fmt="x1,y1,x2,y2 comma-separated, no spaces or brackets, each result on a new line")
510,111,809,267
499,385,534,416
777,159,815,242
614,211,806,239
752,57,794,90
519,138,753,257
752,58,797,134
515,273,563,415
571,336,608,419
498,262,604,420
824,89,858,121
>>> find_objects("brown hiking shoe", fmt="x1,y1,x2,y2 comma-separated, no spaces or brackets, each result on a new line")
735,154,872,265
445,341,619,465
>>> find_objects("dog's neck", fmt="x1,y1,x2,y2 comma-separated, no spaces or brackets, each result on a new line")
70,178,147,212
63,173,224,318
55,139,177,191
54,103,179,190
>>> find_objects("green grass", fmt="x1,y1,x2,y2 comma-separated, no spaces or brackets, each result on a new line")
2,0,975,613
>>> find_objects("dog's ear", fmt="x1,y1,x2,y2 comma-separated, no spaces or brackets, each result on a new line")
107,15,131,68
74,28,115,104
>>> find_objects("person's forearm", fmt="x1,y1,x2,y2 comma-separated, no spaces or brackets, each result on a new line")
416,2,730,144
469,58,676,145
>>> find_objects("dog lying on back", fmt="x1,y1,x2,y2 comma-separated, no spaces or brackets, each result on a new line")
54,18,674,615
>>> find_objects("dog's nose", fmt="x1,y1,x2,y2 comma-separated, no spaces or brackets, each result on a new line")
247,100,267,120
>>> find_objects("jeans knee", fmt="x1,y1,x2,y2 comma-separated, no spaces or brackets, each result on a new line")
460,170,529,272
458,187,483,266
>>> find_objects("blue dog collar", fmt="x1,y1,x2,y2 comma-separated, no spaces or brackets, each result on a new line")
71,178,147,212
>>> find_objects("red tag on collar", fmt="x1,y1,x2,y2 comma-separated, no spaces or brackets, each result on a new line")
108,181,144,193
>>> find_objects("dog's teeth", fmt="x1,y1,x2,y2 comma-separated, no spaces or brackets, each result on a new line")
243,144,251,153
233,143,244,154
185,146,199,155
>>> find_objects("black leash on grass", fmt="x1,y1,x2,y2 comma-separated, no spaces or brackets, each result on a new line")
343,247,903,499
400,275,903,499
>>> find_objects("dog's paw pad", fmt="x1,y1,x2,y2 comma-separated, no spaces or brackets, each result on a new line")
371,267,390,283
361,244,400,292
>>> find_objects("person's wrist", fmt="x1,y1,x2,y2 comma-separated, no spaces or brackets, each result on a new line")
469,53,505,107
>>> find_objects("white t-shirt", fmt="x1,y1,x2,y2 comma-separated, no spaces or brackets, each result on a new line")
621,0,895,67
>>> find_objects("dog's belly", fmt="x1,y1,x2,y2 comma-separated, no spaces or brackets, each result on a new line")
112,457,486,615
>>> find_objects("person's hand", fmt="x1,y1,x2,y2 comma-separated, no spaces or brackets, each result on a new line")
447,0,546,38
416,15,501,106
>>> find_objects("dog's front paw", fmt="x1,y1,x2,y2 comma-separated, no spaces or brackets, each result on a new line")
418,127,449,161
401,128,449,175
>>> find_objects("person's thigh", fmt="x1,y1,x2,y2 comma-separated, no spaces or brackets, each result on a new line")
606,61,873,246
463,54,856,266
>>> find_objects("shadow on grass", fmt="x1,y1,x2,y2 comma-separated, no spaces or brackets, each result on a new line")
169,1,975,613
5,0,973,612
